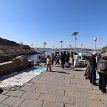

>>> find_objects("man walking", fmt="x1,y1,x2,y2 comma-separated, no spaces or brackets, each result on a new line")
89,52,97,85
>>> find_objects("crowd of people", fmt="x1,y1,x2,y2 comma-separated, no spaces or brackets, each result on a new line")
45,51,89,71
84,52,107,94
46,51,77,71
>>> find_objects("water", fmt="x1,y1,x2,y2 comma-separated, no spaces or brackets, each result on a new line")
45,49,53,56
27,49,53,62
27,54,38,62
33,66,45,71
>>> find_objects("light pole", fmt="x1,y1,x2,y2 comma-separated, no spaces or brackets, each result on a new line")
52,45,54,53
72,32,79,51
81,43,83,52
59,41,63,52
69,45,72,50
44,42,47,49
93,37,97,51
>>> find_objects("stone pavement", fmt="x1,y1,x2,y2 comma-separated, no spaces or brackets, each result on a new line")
0,66,107,107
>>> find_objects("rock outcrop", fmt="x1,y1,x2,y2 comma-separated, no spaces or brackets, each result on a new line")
0,56,35,76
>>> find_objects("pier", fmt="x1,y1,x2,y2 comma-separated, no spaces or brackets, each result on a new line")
0,65,107,107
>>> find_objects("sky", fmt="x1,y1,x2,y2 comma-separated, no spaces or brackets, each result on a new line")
0,0,107,49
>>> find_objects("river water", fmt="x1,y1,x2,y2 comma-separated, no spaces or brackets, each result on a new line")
27,49,53,62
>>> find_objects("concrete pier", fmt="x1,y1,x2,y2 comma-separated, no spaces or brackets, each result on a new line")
0,66,107,107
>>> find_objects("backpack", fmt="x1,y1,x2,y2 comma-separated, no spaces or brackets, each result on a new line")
98,58,107,71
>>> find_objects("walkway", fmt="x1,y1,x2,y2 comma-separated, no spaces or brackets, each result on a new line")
0,66,107,107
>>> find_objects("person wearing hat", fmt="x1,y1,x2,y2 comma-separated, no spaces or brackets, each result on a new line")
89,51,97,85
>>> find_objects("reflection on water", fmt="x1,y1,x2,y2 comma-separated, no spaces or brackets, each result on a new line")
27,54,38,63
27,49,52,62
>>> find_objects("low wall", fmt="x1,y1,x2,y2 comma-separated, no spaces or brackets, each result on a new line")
0,61,20,76
0,58,30,76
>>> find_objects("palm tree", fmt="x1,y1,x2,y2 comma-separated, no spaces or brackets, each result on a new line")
72,32,79,51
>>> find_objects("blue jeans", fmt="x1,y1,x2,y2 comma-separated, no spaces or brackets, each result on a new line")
90,65,96,85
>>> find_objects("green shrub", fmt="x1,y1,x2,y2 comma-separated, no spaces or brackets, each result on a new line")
102,45,107,53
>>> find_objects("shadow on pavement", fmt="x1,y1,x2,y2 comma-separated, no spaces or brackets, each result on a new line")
47,70,70,74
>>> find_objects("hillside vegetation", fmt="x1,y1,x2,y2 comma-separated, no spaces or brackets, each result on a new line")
102,45,107,53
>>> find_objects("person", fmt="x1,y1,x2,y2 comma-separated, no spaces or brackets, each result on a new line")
73,52,79,67
37,56,41,63
55,54,60,65
69,53,74,68
84,62,90,79
89,51,97,85
65,52,70,68
46,55,52,71
97,56,107,93
60,51,66,69
51,53,55,65
71,52,74,64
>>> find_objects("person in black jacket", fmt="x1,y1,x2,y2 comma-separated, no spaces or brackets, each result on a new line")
61,51,66,69
89,52,97,85
97,56,107,93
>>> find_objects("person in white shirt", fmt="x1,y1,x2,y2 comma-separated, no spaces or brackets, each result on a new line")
46,55,52,71
73,53,79,67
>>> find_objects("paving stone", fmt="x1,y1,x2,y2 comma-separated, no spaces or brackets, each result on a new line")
48,89,64,96
65,104,76,107
0,94,9,103
88,101,105,107
6,90,25,97
24,82,34,87
77,84,92,89
65,91,75,97
19,99,43,107
88,89,101,96
21,91,40,99
1,66,107,107
20,85,36,92
0,103,9,107
1,90,9,95
3,87,11,90
42,101,63,107
38,94,57,102
76,97,89,107
56,95,76,105
2,96,24,106
35,88,49,94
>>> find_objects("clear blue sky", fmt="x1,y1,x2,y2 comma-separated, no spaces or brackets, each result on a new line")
0,0,107,49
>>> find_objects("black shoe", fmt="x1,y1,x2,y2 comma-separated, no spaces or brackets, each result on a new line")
101,91,107,94
99,87,102,90
93,83,98,86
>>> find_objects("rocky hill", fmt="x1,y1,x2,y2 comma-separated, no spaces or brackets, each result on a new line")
0,37,36,63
